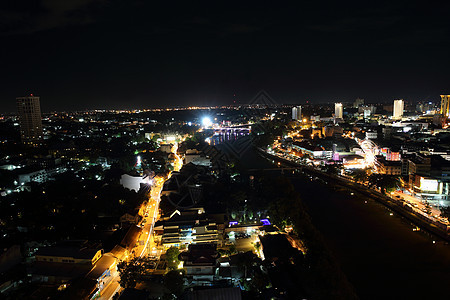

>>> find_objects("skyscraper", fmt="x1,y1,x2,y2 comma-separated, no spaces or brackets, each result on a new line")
292,106,301,120
17,95,43,145
393,99,404,120
440,95,450,118
335,103,343,119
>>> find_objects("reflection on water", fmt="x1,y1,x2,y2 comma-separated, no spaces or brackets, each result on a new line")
207,130,250,146
294,179,450,299
237,148,450,299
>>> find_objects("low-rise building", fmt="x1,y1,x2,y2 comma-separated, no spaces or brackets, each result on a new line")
31,240,103,284
35,240,102,265
160,144,173,153
292,141,332,159
179,244,218,285
159,208,221,248
377,157,402,175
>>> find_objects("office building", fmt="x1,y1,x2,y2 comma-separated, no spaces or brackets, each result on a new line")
440,95,450,118
292,106,301,120
16,95,43,144
335,103,343,119
393,99,404,120
353,98,364,108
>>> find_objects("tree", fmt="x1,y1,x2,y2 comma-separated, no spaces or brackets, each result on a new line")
368,173,382,189
117,258,147,288
163,270,185,297
368,174,399,194
325,164,343,176
351,169,368,184
165,247,180,270
254,241,261,252
381,175,400,194
246,270,270,293
424,201,432,215
440,206,450,219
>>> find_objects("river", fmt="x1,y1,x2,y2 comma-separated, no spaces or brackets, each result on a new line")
235,146,450,299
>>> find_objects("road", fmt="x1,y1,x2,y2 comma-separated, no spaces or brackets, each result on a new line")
392,190,449,224
99,142,183,299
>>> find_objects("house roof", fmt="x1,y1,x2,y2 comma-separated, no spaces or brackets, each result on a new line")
30,261,91,278
109,245,127,260
180,243,217,265
120,225,142,250
35,240,101,260
86,254,116,279
184,287,242,300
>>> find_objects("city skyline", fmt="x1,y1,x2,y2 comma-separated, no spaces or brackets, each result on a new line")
3,2,450,299
2,87,450,299
0,93,446,114
1,1,450,112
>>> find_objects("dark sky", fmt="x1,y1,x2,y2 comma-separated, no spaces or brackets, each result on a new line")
1,0,450,112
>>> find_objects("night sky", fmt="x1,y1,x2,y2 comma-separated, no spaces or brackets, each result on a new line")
1,1,450,112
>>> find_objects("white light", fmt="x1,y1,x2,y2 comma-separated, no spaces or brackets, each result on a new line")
420,178,438,192
202,117,212,127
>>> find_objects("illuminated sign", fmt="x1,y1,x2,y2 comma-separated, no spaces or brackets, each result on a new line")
390,152,400,161
260,219,271,226
420,177,438,192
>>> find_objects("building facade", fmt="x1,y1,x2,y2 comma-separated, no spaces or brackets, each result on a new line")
353,98,364,108
440,95,450,118
292,106,301,121
16,95,43,145
335,103,343,119
393,99,404,120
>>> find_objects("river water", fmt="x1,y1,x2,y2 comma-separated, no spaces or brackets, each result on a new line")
236,146,450,299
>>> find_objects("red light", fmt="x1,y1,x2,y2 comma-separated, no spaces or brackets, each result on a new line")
30,93,33,96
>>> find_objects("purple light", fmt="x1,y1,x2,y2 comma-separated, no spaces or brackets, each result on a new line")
333,152,339,161
229,221,238,226
260,219,271,226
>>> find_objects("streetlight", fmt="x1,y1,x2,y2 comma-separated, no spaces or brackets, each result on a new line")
202,116,212,128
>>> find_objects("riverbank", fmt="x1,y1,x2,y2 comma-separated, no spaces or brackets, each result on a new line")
249,147,450,299
257,147,450,243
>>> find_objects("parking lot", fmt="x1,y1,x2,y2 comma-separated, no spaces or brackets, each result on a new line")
225,226,259,252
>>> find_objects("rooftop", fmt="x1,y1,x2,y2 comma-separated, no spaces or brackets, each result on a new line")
35,240,101,260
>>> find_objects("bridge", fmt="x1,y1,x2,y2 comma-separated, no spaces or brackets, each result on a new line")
212,125,251,134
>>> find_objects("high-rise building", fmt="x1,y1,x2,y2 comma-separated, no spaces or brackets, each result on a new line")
393,99,404,120
440,95,450,118
334,103,343,119
17,95,43,145
353,98,364,108
292,106,301,120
